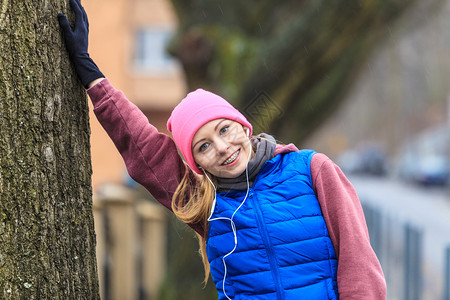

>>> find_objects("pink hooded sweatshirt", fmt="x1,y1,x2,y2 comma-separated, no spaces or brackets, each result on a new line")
87,78,386,299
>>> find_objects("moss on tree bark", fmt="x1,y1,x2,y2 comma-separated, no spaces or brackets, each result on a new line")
0,0,99,298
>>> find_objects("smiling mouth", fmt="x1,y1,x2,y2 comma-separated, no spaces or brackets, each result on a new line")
222,149,240,165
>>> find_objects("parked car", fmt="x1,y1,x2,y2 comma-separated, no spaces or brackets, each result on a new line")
337,143,387,176
395,125,450,186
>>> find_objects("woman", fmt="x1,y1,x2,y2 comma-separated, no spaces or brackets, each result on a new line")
58,1,386,298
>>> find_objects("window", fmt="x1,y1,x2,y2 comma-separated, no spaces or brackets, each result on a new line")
133,27,179,75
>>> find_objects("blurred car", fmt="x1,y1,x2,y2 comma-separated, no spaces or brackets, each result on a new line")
414,154,449,185
395,125,450,186
337,144,387,176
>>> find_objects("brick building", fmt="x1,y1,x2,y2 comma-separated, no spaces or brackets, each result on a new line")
84,0,186,189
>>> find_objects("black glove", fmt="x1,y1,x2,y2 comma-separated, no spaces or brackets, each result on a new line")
58,0,104,88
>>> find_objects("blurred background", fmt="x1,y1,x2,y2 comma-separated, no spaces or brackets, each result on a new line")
82,0,450,299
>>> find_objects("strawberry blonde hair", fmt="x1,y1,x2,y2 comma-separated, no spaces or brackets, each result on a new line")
171,166,216,284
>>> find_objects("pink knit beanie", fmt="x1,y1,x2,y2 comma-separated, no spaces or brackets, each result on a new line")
167,89,252,174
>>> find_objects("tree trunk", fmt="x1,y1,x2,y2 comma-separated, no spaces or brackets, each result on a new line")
0,1,99,299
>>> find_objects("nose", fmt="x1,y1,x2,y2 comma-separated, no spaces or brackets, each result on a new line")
215,137,230,154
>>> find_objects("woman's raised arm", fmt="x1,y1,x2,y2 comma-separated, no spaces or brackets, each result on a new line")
57,0,204,235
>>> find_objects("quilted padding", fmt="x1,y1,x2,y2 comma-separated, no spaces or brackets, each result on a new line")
206,150,339,299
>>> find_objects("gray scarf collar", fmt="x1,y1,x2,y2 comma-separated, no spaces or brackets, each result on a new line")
216,133,276,192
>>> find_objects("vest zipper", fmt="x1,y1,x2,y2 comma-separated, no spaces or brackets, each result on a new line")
250,190,284,299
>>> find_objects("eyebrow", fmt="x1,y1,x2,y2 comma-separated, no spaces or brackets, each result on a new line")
214,119,227,131
192,119,227,149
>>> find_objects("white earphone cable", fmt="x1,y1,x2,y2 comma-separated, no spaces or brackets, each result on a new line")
204,135,252,300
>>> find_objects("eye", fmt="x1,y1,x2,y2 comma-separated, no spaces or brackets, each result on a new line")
219,125,229,135
199,142,210,152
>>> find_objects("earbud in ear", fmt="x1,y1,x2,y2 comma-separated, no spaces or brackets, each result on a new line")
245,128,250,137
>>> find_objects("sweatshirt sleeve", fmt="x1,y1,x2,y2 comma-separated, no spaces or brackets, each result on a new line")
87,79,204,235
311,153,386,299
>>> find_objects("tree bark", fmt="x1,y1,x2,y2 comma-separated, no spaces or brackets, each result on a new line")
0,0,99,299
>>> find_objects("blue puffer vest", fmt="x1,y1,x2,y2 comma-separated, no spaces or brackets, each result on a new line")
206,150,339,299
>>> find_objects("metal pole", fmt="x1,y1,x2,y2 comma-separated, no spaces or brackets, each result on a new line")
413,228,422,300
444,246,450,300
404,224,411,300
404,224,423,300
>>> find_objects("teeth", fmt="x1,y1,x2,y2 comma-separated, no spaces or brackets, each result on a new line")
223,150,240,165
